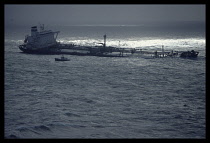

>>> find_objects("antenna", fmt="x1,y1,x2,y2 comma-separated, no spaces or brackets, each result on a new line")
45,24,49,30
38,23,45,32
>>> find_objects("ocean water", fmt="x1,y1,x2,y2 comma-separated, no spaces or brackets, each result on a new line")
4,22,206,138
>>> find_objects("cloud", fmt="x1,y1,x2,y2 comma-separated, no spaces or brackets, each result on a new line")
5,5,205,26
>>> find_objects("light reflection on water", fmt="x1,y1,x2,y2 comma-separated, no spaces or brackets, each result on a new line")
59,37,205,50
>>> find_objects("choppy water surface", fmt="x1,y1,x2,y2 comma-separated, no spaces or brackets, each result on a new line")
5,24,205,138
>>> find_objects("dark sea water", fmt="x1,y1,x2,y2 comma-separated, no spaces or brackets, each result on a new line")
5,22,206,138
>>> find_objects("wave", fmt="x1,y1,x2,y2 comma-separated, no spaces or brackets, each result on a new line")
5,134,19,139
64,112,81,117
5,125,52,138
33,125,51,131
5,39,23,44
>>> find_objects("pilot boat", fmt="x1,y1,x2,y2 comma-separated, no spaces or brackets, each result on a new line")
55,55,70,61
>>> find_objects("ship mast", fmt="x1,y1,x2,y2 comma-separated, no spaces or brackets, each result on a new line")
104,34,106,48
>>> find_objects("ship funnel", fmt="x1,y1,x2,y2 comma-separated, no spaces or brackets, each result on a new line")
31,26,38,37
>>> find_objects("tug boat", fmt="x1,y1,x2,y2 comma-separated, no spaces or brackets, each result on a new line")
55,55,70,61
19,24,60,54
180,50,199,58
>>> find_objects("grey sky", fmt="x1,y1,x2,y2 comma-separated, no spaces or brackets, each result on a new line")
5,4,205,26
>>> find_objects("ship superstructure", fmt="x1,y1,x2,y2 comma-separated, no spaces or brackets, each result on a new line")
19,25,60,54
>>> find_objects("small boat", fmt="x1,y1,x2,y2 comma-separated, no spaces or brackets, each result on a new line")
180,50,199,58
55,55,70,61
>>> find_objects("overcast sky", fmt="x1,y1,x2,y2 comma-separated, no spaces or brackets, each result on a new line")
5,4,205,26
